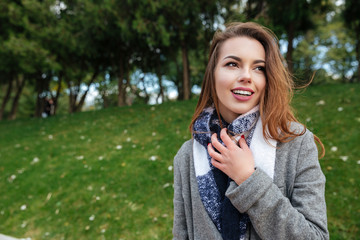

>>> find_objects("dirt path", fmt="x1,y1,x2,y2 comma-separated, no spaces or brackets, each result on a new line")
0,234,30,240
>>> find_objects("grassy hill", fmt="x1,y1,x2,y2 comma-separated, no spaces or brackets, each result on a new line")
0,83,359,239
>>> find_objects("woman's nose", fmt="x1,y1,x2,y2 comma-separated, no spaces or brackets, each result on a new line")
238,68,252,83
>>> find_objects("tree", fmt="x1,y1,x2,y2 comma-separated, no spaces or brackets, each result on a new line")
343,0,360,82
0,0,58,119
54,0,106,112
321,15,357,82
133,0,234,100
292,30,320,83
266,0,331,73
293,2,358,83
84,0,136,107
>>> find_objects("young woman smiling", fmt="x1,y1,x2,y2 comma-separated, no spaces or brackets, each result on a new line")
173,22,328,240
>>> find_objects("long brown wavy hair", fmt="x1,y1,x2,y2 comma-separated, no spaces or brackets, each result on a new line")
189,22,324,157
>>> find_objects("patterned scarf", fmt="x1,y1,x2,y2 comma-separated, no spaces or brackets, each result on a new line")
192,106,260,240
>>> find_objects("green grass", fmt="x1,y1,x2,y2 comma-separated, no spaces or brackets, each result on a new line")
292,84,360,239
0,83,359,239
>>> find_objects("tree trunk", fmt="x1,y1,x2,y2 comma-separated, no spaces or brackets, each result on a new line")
176,60,183,100
246,0,253,20
75,70,99,112
286,24,295,74
51,71,63,115
356,38,360,83
140,76,150,104
246,0,265,20
0,78,13,120
181,44,191,100
8,75,25,120
35,92,42,118
35,76,45,118
156,63,164,104
156,74,164,104
117,59,126,107
66,79,75,113
102,93,109,108
124,65,131,106
34,73,52,117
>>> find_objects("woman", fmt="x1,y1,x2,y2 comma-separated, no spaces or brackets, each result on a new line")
173,22,329,240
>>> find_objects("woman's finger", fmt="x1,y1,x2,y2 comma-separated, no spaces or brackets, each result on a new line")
211,158,223,169
208,143,223,161
238,135,249,150
211,133,227,153
220,128,236,149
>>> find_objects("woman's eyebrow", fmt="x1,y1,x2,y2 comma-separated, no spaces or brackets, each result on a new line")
224,55,265,64
224,55,241,61
254,60,266,64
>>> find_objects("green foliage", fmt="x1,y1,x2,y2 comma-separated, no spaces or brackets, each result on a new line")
0,0,58,74
292,30,321,84
343,0,360,30
0,0,359,119
94,78,119,109
343,0,360,82
0,84,359,239
320,16,357,81
291,1,358,83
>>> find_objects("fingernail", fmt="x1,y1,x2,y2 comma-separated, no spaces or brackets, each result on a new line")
241,135,245,139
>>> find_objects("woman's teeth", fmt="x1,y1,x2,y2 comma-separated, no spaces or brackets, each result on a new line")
232,90,252,96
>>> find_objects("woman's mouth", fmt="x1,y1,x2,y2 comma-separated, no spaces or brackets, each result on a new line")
231,89,253,96
231,88,254,101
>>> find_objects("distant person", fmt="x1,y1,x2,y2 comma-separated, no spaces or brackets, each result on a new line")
173,22,328,239
43,97,54,118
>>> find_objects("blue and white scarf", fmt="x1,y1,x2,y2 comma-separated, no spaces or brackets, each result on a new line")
192,106,277,240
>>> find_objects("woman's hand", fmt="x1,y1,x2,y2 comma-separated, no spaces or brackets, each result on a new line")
208,128,255,185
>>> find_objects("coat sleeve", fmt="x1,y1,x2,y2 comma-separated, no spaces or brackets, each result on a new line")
172,144,189,240
225,130,329,240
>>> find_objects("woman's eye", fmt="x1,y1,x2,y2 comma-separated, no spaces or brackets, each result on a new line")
226,62,237,67
255,66,265,72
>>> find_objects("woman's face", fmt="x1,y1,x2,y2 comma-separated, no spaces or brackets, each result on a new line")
214,36,266,123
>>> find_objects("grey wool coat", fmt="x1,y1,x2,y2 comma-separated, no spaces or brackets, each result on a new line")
173,127,329,240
